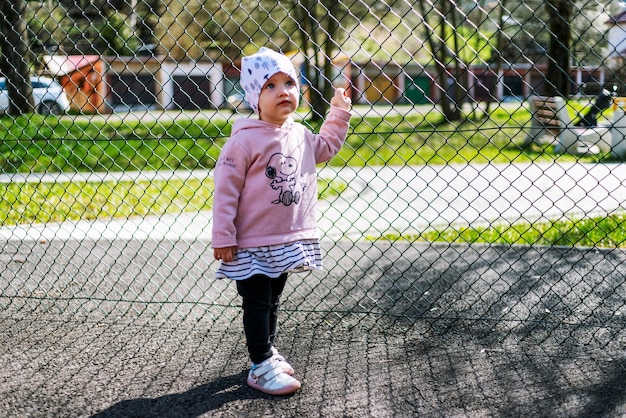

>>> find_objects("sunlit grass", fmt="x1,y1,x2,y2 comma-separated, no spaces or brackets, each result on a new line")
0,177,346,226
373,213,626,248
0,104,604,174
0,179,214,225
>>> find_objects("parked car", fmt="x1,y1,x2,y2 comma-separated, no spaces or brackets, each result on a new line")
0,76,71,115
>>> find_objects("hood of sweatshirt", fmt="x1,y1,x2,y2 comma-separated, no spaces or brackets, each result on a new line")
230,117,296,137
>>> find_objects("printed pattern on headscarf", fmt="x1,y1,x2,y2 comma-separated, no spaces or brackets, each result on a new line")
240,47,299,114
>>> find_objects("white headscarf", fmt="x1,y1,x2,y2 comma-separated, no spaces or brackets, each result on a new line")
240,47,299,114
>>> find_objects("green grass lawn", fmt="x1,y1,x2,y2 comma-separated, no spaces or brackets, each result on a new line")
0,104,601,173
1,104,624,247
376,213,626,248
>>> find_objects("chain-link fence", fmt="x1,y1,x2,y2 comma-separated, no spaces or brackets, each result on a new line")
2,0,626,416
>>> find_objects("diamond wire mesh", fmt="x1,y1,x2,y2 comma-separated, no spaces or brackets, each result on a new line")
0,0,626,344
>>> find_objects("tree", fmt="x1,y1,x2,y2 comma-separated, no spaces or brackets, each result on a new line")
417,0,462,122
545,0,573,97
473,0,510,116
288,0,359,121
0,0,35,115
94,11,141,56
159,0,353,120
51,0,161,55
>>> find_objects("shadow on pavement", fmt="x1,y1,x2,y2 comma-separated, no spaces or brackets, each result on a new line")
2,239,626,417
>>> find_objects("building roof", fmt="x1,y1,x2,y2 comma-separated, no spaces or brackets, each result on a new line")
43,55,101,76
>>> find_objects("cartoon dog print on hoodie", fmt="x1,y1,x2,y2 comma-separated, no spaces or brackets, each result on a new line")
265,152,306,206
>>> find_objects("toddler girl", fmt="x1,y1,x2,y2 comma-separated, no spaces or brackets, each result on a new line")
212,47,351,395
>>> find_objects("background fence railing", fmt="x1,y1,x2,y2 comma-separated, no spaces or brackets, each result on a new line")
1,0,626,341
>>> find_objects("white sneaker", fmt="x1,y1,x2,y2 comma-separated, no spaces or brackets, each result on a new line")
247,356,301,395
271,346,295,376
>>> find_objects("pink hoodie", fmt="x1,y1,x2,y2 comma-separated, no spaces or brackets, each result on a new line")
211,106,352,249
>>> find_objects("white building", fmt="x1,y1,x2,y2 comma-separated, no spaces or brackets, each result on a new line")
605,2,626,68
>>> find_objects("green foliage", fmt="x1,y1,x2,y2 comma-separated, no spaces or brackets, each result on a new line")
96,12,141,55
454,26,494,65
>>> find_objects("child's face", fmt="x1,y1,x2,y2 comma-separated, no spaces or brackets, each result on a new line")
258,72,299,125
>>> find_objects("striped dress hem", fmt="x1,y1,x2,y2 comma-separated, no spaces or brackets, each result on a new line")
215,239,323,280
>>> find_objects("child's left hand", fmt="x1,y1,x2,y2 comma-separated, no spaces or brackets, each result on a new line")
214,246,237,262
331,88,351,110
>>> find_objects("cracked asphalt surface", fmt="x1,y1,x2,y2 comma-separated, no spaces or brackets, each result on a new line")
2,237,626,417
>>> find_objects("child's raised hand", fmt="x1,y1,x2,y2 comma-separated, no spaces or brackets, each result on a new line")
331,88,351,110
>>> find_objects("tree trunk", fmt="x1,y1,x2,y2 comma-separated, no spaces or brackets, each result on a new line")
449,2,465,118
293,0,325,121
321,0,339,113
0,0,35,115
484,0,508,115
545,0,572,97
418,0,459,122
438,0,459,121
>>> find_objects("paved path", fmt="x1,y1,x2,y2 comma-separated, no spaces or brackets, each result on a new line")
1,162,626,242
317,161,626,239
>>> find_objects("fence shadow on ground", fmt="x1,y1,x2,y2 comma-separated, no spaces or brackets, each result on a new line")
2,239,626,417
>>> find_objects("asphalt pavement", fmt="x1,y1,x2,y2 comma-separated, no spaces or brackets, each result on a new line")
2,161,626,417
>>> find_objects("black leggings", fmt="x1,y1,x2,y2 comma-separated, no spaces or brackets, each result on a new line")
236,273,288,364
